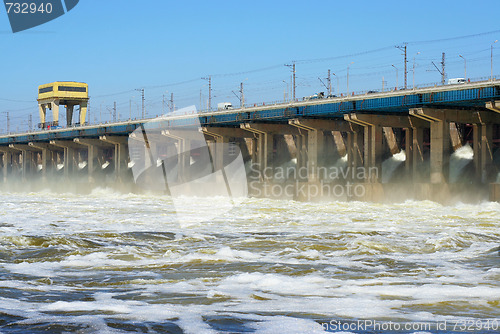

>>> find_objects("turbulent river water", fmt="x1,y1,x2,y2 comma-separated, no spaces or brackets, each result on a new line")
0,190,499,333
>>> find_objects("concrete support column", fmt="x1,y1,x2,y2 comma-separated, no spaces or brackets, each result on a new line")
363,124,383,181
449,122,463,150
332,131,347,157
250,137,258,164
473,123,494,183
345,115,381,182
0,150,13,182
9,145,39,181
50,140,80,178
161,130,196,183
100,136,129,181
288,120,324,182
51,100,60,126
383,127,399,155
28,142,57,181
179,138,191,183
241,123,301,184
202,127,253,172
200,130,226,175
66,104,74,126
74,139,99,183
307,129,323,181
39,104,47,129
295,134,307,180
409,108,455,185
429,120,451,184
80,101,88,125
346,126,364,176
289,119,351,182
407,116,431,182
412,126,425,181
240,125,274,179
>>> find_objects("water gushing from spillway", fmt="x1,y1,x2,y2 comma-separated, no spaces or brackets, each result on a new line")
382,150,406,183
449,144,474,183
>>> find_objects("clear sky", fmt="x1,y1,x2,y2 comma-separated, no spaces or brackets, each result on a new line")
1,0,500,131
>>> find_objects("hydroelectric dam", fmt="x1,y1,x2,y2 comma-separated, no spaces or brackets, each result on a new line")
1,80,500,202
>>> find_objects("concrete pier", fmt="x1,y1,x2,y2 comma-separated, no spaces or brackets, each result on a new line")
1,81,500,202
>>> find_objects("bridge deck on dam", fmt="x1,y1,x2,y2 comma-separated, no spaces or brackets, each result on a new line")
1,80,500,145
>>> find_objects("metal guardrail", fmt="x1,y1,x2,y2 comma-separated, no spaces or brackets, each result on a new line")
2,77,500,137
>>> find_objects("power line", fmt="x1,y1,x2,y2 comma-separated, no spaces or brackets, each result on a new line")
0,98,32,103
408,29,500,45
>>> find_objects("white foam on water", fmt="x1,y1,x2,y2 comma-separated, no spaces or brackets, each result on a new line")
0,191,499,330
249,316,327,333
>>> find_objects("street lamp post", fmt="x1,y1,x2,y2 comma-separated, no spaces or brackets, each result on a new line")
332,72,338,96
392,64,399,90
491,40,498,81
282,80,288,102
347,62,354,96
459,55,466,80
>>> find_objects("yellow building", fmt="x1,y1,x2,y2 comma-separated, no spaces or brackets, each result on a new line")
37,81,89,128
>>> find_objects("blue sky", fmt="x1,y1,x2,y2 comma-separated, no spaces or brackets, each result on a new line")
1,0,500,130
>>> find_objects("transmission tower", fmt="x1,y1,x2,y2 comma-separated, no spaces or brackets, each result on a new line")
396,44,408,89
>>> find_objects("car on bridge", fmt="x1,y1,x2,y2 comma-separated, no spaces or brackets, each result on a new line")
448,78,467,85
303,92,325,101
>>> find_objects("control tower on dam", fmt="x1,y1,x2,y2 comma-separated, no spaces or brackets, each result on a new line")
1,80,500,202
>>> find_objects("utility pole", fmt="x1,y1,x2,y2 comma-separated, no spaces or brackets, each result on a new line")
201,76,212,110
87,101,90,124
396,44,408,89
135,88,145,118
327,69,332,96
113,101,117,122
430,53,446,85
240,82,244,108
491,40,498,81
285,62,296,101
4,112,10,133
162,94,165,114
170,92,174,113
28,114,32,131
141,89,145,118
441,52,446,85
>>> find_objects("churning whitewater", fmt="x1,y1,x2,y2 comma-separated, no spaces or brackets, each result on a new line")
0,190,499,333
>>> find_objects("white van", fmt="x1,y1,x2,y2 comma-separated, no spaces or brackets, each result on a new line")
217,102,233,110
448,78,466,85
